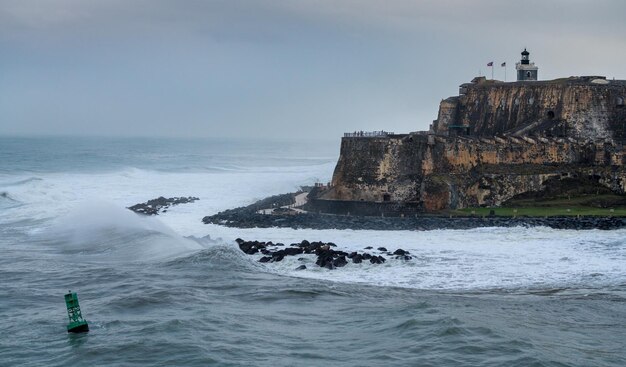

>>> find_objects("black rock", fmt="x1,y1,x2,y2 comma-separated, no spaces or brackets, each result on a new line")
238,240,267,255
393,249,409,256
272,253,285,262
352,254,363,264
259,256,272,263
282,247,304,256
296,265,307,270
333,256,348,268
128,196,199,216
314,245,331,255
364,246,373,250
315,249,336,269
377,247,387,252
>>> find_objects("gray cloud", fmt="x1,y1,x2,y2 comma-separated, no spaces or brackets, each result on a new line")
1,0,625,139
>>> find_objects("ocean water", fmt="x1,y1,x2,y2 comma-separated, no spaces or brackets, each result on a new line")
0,136,624,366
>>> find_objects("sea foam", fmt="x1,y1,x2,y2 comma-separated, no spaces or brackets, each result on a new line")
2,155,625,291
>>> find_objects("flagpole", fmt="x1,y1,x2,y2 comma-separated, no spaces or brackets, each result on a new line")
491,65,494,80
505,65,507,82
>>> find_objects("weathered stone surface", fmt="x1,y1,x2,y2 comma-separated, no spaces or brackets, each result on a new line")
312,134,625,211
308,77,626,212
432,76,626,142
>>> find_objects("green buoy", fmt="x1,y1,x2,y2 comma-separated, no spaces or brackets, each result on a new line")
64,291,89,333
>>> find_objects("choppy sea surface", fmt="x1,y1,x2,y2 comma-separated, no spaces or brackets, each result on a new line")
0,136,624,366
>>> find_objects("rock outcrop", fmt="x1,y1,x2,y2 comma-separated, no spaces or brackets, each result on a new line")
128,196,199,215
235,238,408,270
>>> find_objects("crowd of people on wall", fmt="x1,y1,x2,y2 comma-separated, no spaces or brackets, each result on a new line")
344,130,394,137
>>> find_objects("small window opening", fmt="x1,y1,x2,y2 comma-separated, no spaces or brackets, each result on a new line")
547,110,555,120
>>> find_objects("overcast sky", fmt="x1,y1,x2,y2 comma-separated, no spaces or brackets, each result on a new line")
1,0,625,139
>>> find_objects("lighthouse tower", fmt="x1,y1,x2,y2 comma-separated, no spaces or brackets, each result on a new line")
515,48,538,81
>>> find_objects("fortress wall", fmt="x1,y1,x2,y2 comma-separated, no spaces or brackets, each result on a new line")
319,135,625,210
317,78,626,213
435,80,626,142
428,138,616,173
432,97,459,134
326,136,427,202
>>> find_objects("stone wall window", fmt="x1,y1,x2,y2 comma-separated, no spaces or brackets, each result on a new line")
617,97,624,107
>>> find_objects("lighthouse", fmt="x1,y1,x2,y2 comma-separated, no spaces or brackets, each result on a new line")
515,48,538,81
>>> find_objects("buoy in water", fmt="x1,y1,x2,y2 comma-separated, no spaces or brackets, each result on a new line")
64,291,89,333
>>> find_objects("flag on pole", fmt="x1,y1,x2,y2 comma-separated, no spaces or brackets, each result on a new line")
501,62,506,67
487,62,494,79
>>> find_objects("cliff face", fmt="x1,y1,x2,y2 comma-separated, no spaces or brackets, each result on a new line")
432,77,626,143
315,76,626,213
327,136,426,202
320,134,626,211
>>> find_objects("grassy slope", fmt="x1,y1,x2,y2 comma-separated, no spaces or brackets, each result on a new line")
452,194,626,217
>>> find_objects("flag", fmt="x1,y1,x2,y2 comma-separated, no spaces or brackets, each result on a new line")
487,62,493,67
501,62,506,67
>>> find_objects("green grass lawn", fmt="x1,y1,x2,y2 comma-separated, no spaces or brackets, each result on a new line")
452,195,626,217
453,206,626,217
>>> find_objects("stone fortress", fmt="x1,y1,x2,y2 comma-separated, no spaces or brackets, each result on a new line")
308,50,626,214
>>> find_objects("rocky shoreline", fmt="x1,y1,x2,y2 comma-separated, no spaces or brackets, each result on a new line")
204,193,626,230
236,238,410,270
128,193,626,230
128,196,199,215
